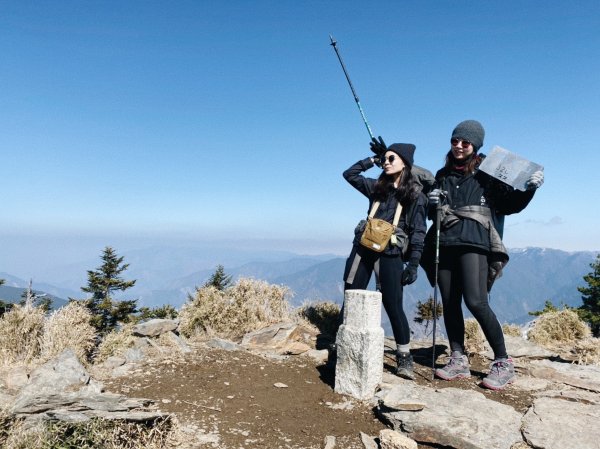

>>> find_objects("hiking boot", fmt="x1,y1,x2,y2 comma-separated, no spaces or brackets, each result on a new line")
482,358,516,390
435,352,471,381
395,352,415,380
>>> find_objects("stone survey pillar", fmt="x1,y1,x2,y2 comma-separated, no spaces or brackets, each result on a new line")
334,289,384,400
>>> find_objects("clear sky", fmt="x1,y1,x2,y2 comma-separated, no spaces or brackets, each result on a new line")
1,1,599,277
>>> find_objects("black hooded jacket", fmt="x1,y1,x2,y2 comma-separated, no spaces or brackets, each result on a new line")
428,158,535,252
343,157,427,260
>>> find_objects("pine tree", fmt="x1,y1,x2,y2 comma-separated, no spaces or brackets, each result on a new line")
413,296,443,336
203,264,233,291
75,246,137,334
577,254,600,336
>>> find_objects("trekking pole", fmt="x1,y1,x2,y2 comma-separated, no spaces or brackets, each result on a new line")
431,199,443,380
329,35,375,140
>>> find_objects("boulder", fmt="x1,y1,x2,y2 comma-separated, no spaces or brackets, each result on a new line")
522,397,600,449
132,319,179,337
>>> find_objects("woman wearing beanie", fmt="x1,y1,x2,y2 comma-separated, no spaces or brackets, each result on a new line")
341,139,427,379
425,120,544,390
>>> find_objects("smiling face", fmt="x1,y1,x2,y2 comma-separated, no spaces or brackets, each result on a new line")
450,137,475,161
382,151,405,176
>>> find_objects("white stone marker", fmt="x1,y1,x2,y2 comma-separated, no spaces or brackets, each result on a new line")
334,289,384,400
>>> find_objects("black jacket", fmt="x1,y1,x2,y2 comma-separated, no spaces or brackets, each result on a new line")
343,158,427,259
428,162,535,252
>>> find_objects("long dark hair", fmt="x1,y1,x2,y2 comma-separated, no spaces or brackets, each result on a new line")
373,166,419,206
442,150,482,175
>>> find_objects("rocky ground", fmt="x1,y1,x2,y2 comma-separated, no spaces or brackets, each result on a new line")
2,319,599,449
104,339,538,449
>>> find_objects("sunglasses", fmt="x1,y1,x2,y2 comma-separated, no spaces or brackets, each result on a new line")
451,138,472,147
382,154,397,164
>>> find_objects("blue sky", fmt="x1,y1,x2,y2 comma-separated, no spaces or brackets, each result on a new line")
1,1,599,277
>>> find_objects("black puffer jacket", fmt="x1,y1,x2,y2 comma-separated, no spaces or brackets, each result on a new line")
343,158,427,259
428,161,535,252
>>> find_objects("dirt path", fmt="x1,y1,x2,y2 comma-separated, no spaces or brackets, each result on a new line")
105,342,535,448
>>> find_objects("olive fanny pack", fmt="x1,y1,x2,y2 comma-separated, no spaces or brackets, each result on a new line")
359,201,404,253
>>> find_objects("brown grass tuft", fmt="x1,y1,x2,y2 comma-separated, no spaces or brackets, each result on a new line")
179,278,292,340
40,302,97,364
502,323,522,337
571,337,600,366
95,323,137,364
464,318,486,355
0,305,45,366
297,301,340,337
528,309,591,346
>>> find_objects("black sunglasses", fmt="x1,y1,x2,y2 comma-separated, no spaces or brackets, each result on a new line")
451,138,472,147
382,154,397,164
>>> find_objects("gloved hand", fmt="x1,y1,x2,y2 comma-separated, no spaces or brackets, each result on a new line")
526,170,544,190
401,259,419,286
370,136,387,156
371,155,382,168
428,188,444,205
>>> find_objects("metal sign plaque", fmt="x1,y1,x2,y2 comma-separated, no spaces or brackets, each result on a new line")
479,146,544,191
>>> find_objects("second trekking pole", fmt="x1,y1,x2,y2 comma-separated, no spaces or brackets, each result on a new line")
431,198,443,380
329,35,374,140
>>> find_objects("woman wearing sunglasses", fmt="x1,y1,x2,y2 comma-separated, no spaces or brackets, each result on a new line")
426,120,544,390
341,140,428,380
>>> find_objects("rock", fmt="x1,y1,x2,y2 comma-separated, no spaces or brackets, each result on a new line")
379,429,418,449
165,331,192,353
132,319,179,337
207,337,240,351
273,382,288,388
124,348,145,363
5,366,29,391
359,431,378,449
522,397,600,449
323,435,336,449
526,359,600,392
484,335,556,360
534,388,600,405
305,349,329,364
335,290,384,401
376,383,522,449
241,322,317,355
101,356,127,370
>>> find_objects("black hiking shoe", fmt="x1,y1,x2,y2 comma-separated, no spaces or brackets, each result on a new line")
395,352,415,380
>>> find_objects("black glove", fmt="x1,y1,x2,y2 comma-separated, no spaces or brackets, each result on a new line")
370,136,387,157
401,259,419,286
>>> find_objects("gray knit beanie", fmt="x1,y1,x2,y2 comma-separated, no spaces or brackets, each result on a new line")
451,120,485,151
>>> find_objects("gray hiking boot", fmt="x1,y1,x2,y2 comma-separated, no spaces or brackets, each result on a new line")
396,352,415,380
482,358,516,390
435,351,471,380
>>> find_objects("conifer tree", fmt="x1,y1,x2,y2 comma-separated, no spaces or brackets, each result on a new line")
76,246,137,334
413,296,443,336
203,264,233,291
578,254,600,336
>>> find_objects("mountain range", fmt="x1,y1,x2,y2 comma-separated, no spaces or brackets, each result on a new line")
0,247,596,332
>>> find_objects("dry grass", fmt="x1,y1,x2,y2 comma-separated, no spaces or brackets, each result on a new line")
502,323,522,337
0,304,45,366
528,309,591,346
571,337,600,366
297,301,340,338
40,302,97,364
95,323,137,364
179,278,292,340
0,415,175,449
464,318,486,355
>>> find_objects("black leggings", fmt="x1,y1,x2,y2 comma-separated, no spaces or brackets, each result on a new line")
342,246,410,345
437,246,507,359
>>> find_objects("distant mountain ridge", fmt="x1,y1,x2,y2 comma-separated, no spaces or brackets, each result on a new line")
1,248,595,330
